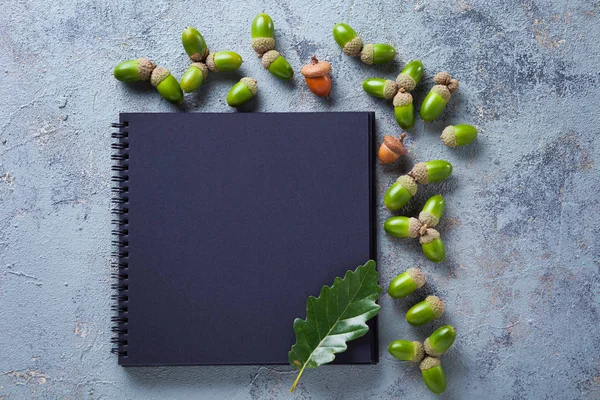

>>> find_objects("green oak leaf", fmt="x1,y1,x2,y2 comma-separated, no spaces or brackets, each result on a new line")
288,260,382,392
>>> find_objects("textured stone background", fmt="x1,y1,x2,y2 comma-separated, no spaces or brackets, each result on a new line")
1,0,599,398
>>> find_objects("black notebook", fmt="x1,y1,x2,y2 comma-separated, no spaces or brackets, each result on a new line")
111,112,376,366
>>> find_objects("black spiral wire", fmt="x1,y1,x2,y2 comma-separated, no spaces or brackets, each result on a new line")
110,122,129,358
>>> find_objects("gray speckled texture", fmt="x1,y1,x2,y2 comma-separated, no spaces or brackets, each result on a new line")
1,0,599,398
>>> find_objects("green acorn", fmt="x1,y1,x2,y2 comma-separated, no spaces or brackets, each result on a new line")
384,175,417,211
397,60,424,89
251,13,275,56
262,50,294,80
441,124,478,147
420,228,446,263
388,340,424,362
409,160,453,184
113,58,156,82
388,268,426,298
182,27,209,62
406,295,445,326
424,325,456,357
420,71,459,122
419,194,445,228
180,62,208,93
150,67,183,104
393,91,415,130
206,51,243,72
227,77,258,107
393,60,424,129
420,357,447,394
362,78,398,99
332,23,363,57
360,43,396,65
384,217,422,239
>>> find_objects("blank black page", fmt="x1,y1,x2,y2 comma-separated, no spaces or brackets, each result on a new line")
119,112,376,366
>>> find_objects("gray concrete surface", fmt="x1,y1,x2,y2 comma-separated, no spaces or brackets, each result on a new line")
1,0,599,398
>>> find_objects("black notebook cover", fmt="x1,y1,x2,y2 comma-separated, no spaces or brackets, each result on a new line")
111,112,376,366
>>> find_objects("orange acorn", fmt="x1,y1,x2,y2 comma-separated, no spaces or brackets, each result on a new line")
301,55,332,97
378,133,407,164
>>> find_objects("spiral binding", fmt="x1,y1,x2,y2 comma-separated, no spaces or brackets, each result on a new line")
111,121,129,358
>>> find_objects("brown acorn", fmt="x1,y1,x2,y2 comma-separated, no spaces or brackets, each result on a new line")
301,56,332,97
378,133,407,164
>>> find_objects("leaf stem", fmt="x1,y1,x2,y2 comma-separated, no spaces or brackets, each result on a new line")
289,364,307,392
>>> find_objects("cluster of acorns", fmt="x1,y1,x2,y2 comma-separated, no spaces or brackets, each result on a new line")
333,23,397,65
385,195,448,263
327,22,480,264
386,268,455,395
251,13,334,97
113,28,253,106
113,14,338,105
367,68,478,148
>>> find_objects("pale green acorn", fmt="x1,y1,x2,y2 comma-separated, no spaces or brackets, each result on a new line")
406,295,445,326
441,124,478,147
150,67,183,104
384,175,418,211
420,71,459,122
227,77,258,107
409,160,453,185
388,340,424,362
332,22,363,57
181,27,209,62
420,228,446,263
251,13,275,56
262,50,294,80
420,357,447,394
180,62,208,93
113,58,156,82
387,268,426,298
360,43,396,65
424,325,456,357
206,51,243,72
419,194,445,228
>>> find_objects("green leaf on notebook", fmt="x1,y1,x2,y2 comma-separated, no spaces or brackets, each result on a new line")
288,260,382,392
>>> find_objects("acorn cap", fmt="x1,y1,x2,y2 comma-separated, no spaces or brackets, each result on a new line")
343,36,363,57
190,47,209,62
408,217,423,239
360,43,374,65
150,67,170,87
205,53,217,72
409,162,429,184
406,268,426,288
262,50,280,69
425,295,445,318
424,338,443,357
251,37,275,56
431,85,452,102
396,73,416,92
412,341,425,362
137,58,156,81
393,90,413,107
420,356,441,371
440,125,457,148
419,228,440,244
301,56,331,77
191,62,209,79
419,212,439,228
433,71,459,95
396,175,417,196
383,133,406,156
240,77,258,95
434,71,452,85
383,80,399,99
